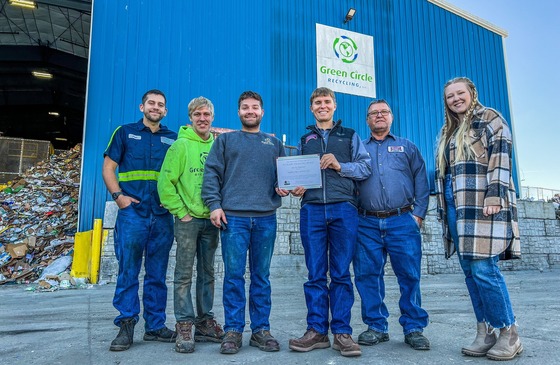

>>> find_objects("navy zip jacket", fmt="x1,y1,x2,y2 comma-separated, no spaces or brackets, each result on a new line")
299,120,371,207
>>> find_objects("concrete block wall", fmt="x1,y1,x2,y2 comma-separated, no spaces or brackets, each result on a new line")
99,197,560,283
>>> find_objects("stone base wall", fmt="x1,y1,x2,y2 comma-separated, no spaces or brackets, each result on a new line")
99,197,560,283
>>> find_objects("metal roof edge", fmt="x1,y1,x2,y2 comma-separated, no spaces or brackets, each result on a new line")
427,0,508,38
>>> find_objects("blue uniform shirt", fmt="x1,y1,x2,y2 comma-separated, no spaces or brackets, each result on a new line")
357,133,429,218
104,119,177,217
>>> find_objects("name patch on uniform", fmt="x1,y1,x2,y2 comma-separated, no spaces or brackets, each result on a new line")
128,134,141,140
388,146,404,153
161,137,175,145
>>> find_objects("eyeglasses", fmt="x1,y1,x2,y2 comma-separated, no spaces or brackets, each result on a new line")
367,110,391,118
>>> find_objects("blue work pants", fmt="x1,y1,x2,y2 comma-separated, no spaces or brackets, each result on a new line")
113,206,174,331
300,202,357,335
354,212,429,335
220,214,277,333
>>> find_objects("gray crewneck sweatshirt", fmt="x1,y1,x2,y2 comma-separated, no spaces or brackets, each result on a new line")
202,130,286,217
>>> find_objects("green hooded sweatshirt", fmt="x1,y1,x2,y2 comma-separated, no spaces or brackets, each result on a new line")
157,125,214,219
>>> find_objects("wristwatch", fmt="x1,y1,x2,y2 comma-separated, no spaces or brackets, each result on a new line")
111,191,123,200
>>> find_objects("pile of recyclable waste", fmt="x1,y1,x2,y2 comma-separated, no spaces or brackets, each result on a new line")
0,144,81,286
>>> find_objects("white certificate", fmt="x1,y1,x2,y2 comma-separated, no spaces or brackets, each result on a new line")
277,154,322,190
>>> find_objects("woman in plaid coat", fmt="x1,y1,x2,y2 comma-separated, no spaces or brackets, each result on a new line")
435,77,522,361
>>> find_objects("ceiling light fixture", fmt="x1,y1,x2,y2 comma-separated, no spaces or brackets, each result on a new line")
32,71,53,79
9,0,38,9
344,8,356,24
49,112,60,116
55,137,68,141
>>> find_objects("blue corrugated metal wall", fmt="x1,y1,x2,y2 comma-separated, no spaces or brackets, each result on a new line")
79,0,517,231
387,0,516,185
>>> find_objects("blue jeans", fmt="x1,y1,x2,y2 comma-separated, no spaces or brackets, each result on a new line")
113,206,174,331
220,214,277,333
300,202,357,335
444,175,515,328
354,212,429,335
173,217,219,323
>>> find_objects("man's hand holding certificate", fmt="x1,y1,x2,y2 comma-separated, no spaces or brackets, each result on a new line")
276,154,322,190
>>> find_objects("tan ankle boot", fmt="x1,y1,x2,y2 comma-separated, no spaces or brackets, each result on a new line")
486,324,523,361
462,322,497,357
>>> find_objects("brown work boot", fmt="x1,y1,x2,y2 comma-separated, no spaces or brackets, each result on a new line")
220,331,243,354
250,330,280,352
333,333,362,357
486,324,523,361
195,318,225,343
289,329,330,352
462,322,497,357
175,321,195,353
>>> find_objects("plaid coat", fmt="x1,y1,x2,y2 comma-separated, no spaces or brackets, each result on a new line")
435,106,521,260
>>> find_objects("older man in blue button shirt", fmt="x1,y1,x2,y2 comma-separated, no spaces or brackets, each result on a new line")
353,99,430,351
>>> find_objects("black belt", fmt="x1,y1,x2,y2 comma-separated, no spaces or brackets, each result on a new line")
359,205,413,218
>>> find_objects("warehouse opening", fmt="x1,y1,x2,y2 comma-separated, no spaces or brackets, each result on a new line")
0,0,91,182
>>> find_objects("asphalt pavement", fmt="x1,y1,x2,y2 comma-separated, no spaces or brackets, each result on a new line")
1,268,558,364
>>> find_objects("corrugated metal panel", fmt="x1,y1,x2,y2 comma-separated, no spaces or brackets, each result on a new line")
80,0,277,230
79,0,516,230
427,0,508,37
270,0,382,148
388,0,517,190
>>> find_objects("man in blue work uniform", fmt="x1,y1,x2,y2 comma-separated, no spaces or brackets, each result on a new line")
102,89,178,351
289,87,371,357
353,99,430,351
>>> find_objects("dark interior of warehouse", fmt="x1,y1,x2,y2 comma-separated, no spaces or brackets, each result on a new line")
0,0,91,150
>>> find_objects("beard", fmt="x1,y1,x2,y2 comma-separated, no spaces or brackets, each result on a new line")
240,115,262,129
144,110,164,124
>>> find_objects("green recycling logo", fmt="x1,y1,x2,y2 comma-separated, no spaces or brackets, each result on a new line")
333,35,358,64
200,151,208,166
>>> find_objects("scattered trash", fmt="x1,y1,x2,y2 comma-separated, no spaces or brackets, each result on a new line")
24,271,92,292
37,255,73,281
0,145,81,285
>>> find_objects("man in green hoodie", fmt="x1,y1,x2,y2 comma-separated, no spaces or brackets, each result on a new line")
158,96,224,354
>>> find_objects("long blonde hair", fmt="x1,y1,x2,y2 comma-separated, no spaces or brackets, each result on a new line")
436,77,480,174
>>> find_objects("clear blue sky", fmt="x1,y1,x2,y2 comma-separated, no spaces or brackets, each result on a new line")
445,0,560,191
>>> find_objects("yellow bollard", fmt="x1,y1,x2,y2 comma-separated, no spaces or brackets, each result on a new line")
89,219,103,284
70,230,93,278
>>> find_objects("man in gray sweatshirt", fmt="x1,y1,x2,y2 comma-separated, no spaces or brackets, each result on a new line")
202,91,289,355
